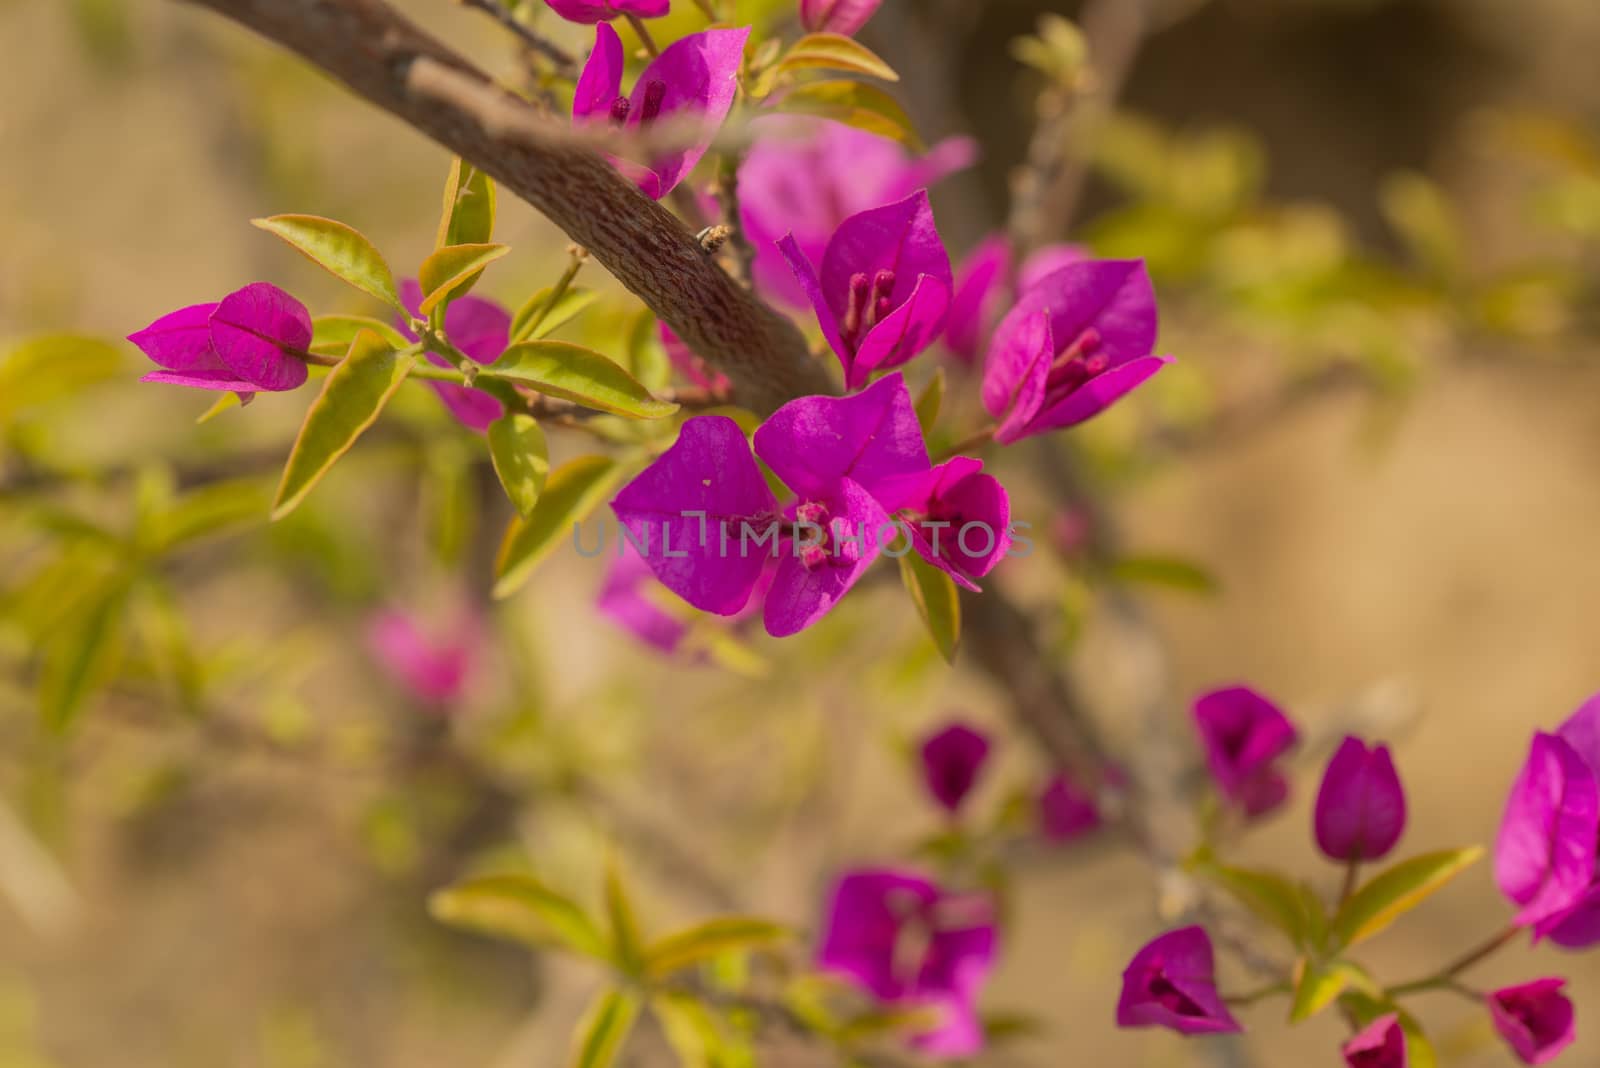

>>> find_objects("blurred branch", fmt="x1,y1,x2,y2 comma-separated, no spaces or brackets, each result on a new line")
457,0,577,74
175,0,833,416
1008,0,1151,252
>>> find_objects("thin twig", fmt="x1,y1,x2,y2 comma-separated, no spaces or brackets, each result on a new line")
457,0,577,74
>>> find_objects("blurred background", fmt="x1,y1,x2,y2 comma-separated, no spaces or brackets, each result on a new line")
3,0,1600,1064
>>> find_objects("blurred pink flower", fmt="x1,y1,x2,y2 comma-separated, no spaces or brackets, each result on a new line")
367,610,478,708
739,118,975,306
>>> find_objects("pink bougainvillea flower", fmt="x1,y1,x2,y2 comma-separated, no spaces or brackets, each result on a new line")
1497,697,1600,946
367,610,477,707
919,721,990,814
1495,731,1600,933
1038,772,1101,843
779,190,953,390
131,282,311,395
876,456,1010,590
752,372,932,635
543,0,668,24
980,259,1170,444
1115,926,1240,1035
1193,685,1298,819
799,0,880,36
597,540,693,655
597,540,776,656
1488,979,1576,1065
946,236,1086,363
659,322,730,392
816,869,996,1057
611,414,781,617
395,280,510,432
573,23,748,200
740,118,974,306
1343,1014,1407,1068
1314,736,1407,862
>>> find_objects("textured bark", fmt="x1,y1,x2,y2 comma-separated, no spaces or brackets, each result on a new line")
180,0,835,416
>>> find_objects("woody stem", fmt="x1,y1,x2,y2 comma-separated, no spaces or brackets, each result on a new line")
1388,923,1522,996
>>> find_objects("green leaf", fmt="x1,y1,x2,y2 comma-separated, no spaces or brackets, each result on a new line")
494,455,622,598
1380,172,1463,279
272,331,415,520
914,368,944,435
149,479,269,552
1289,959,1350,1023
195,392,245,424
487,414,550,517
428,873,609,959
0,335,122,424
568,989,640,1068
778,80,924,151
310,315,410,357
603,859,647,977
252,214,403,310
1109,553,1219,596
898,550,960,663
480,341,677,419
510,285,600,343
1294,880,1329,952
651,993,724,1068
436,157,496,248
417,242,510,315
1328,847,1483,950
39,578,129,732
645,917,790,979
1188,852,1309,946
776,33,899,82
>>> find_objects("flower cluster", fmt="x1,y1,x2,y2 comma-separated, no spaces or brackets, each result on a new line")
1115,689,1595,1067
611,373,1011,636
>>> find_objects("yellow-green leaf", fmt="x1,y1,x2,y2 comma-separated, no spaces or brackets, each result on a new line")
511,285,600,343
1329,847,1484,950
480,341,677,419
569,989,640,1068
776,33,899,82
150,479,269,551
651,993,724,1068
252,214,403,310
1289,959,1350,1023
1188,852,1309,946
39,578,129,732
914,368,944,435
0,335,122,425
310,314,410,357
645,917,790,979
899,550,960,663
428,873,609,959
494,455,622,598
1110,553,1219,596
604,859,646,977
436,157,496,248
272,331,415,519
417,242,510,315
487,413,550,517
195,392,245,424
778,80,924,151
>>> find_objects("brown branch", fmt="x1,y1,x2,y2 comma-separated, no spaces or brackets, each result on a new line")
176,0,835,417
